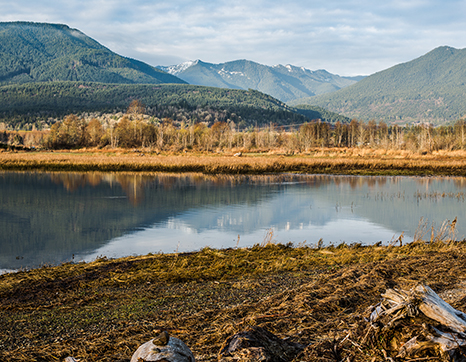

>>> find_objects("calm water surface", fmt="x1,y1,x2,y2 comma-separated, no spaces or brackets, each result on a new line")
1,171,465,272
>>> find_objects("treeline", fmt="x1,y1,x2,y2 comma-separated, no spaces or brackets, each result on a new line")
0,82,313,130
7,106,465,153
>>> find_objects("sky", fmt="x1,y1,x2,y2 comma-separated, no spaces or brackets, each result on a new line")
2,0,466,76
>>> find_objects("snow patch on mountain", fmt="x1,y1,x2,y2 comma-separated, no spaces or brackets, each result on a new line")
218,68,247,78
156,59,361,103
274,64,311,74
158,60,198,75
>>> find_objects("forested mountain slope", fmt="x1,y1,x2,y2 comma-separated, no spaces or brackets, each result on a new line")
0,22,185,85
291,46,466,124
1,82,337,129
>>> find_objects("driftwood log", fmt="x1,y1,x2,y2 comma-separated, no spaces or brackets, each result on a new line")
65,331,195,362
367,284,466,361
130,331,195,362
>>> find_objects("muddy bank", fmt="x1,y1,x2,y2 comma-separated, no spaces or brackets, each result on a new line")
1,242,466,361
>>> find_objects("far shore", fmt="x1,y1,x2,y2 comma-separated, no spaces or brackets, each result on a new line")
2,147,466,176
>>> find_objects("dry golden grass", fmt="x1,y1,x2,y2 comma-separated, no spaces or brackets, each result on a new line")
1,147,466,175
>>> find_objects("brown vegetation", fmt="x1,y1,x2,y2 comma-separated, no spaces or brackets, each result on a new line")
37,117,466,153
2,241,466,361
2,147,466,176
4,105,466,176
4,106,466,154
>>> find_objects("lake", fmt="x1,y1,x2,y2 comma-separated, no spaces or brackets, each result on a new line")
1,171,465,273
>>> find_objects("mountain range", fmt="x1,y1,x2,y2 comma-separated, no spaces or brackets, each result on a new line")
0,21,357,105
0,21,350,129
158,60,363,103
1,21,466,127
291,46,466,124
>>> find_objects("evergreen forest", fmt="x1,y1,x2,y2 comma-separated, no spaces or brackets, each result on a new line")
0,22,184,86
0,82,345,130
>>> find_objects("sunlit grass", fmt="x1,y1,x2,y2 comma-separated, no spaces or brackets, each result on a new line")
2,239,465,292
2,147,466,175
2,238,466,361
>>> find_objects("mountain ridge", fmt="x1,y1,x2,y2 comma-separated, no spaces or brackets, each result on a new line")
290,46,466,124
1,82,351,130
157,59,362,103
0,21,185,85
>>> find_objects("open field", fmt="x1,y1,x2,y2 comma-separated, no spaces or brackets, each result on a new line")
1,241,466,361
2,147,466,175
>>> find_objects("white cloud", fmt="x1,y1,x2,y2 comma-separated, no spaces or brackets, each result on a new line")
1,0,466,75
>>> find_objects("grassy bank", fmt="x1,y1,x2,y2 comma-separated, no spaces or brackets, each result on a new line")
2,147,466,176
2,241,466,361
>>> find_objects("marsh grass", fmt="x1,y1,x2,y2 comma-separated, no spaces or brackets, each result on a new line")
413,217,458,243
260,228,277,247
2,148,466,175
2,239,466,361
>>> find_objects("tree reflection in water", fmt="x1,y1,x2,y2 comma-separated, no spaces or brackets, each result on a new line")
1,172,465,272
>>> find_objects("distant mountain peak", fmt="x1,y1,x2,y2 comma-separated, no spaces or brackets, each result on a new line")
160,60,200,75
157,59,360,102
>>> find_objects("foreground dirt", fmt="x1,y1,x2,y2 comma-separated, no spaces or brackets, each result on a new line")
1,242,466,361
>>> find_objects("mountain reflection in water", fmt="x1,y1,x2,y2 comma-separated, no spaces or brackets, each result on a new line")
1,172,465,272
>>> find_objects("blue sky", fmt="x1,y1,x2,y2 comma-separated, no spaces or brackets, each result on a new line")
2,0,466,75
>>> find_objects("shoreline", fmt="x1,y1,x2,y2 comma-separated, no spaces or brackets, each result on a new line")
2,242,466,361
2,148,466,176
